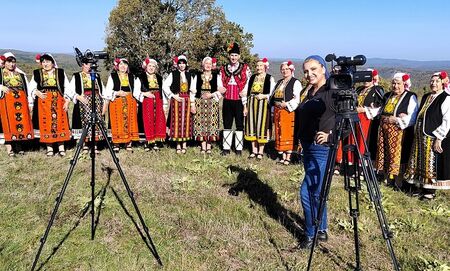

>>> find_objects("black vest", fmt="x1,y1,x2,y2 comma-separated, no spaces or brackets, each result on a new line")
33,68,66,93
382,91,417,116
111,72,134,92
272,77,298,102
247,74,272,97
0,69,28,95
170,70,191,94
356,85,384,107
138,73,163,93
73,72,103,95
195,72,218,98
421,91,450,137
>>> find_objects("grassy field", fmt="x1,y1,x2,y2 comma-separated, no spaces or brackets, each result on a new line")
0,142,449,271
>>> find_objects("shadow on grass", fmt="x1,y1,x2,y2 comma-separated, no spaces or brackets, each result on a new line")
35,166,113,271
225,165,305,241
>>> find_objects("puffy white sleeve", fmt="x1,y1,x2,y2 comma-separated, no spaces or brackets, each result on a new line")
433,96,450,140
62,72,71,101
162,73,174,100
212,75,223,101
264,76,276,100
397,95,419,129
286,80,303,112
103,75,116,101
28,75,38,101
65,75,78,103
133,77,144,102
190,74,197,104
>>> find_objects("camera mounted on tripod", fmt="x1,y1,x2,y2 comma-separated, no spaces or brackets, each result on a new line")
326,54,372,114
74,47,109,71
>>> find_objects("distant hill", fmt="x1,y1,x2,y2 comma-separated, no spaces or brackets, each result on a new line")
2,49,450,95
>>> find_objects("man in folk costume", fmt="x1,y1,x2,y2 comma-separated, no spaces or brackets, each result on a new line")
220,42,251,155
29,53,71,156
162,54,193,154
134,57,166,151
103,58,139,152
65,59,105,153
0,52,34,156
376,72,418,187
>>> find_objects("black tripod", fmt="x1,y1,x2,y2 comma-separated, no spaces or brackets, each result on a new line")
306,111,400,271
31,66,162,270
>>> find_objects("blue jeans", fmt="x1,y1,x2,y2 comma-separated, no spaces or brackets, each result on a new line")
300,141,330,237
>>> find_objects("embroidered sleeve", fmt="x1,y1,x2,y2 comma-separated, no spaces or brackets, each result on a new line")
365,106,381,120
103,75,116,101
65,76,78,103
162,73,174,100
133,77,144,102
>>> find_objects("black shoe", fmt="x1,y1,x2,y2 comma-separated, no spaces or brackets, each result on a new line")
318,231,328,242
235,150,242,156
297,237,314,249
221,150,230,156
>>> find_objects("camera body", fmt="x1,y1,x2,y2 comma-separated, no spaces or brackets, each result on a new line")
74,47,109,71
326,54,372,113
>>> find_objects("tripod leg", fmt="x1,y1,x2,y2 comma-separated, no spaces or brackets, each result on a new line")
350,120,400,271
343,143,362,271
97,124,163,266
307,117,346,271
31,127,90,271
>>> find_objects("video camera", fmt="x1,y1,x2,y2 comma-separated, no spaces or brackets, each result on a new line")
74,47,109,71
326,54,372,113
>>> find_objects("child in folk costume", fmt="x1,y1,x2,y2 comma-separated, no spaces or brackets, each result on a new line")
103,58,139,152
162,55,193,154
134,57,166,151
29,53,71,157
0,52,34,156
243,58,275,159
191,57,224,154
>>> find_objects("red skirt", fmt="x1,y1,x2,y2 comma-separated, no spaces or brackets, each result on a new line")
142,92,166,142
0,88,34,141
336,112,371,164
169,93,192,141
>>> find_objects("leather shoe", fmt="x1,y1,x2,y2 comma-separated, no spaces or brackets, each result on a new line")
297,237,314,249
318,231,328,242
221,150,230,156
235,150,242,156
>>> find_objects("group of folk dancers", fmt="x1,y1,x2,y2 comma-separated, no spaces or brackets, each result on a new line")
1,44,449,248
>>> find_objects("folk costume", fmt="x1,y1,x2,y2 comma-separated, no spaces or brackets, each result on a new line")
134,58,166,148
103,58,139,147
162,55,193,144
336,69,384,165
405,72,450,193
220,42,251,154
0,52,34,155
271,61,302,159
66,66,105,141
191,57,222,144
375,73,418,181
28,54,71,146
243,58,275,147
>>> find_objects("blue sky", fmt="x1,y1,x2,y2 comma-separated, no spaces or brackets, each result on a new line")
1,0,449,61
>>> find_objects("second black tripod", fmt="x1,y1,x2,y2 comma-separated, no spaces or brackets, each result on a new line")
31,62,162,270
306,111,400,271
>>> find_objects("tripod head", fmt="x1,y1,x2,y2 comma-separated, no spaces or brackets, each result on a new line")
74,47,108,73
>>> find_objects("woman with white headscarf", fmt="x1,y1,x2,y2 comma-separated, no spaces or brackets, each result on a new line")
190,56,223,154
375,72,418,187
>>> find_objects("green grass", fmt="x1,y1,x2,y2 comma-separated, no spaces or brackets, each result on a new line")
0,144,449,270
